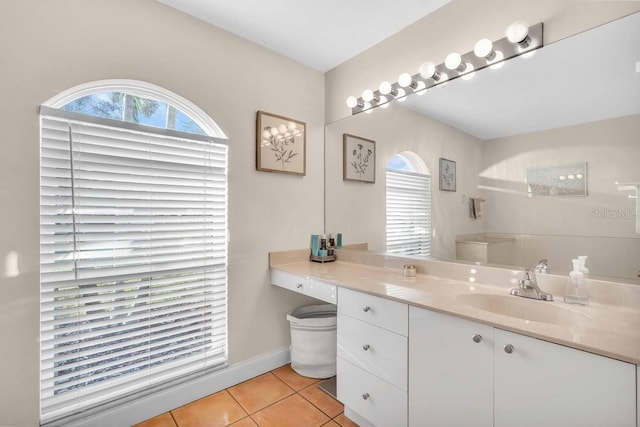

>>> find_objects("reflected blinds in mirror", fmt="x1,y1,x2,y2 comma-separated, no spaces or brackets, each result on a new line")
386,170,431,256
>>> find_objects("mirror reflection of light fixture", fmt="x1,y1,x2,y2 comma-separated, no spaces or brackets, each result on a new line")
396,88,407,102
345,21,543,114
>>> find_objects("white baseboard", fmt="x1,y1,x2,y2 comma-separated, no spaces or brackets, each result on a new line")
65,347,291,427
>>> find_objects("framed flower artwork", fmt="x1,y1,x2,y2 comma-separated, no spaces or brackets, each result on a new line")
256,111,306,175
343,134,375,183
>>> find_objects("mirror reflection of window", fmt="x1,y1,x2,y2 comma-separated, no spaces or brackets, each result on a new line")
386,152,431,256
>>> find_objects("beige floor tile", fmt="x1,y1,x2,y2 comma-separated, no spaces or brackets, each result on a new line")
334,412,359,427
227,372,294,414
251,394,330,427
299,384,343,418
132,412,176,427
171,390,247,427
271,364,320,391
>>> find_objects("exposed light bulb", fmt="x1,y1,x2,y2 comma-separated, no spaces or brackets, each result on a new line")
506,21,530,47
445,52,466,72
346,96,358,108
474,39,496,60
419,62,441,81
398,72,413,88
362,89,374,102
379,81,392,95
414,81,427,95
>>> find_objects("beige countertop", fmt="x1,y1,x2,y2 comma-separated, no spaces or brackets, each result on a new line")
271,260,640,365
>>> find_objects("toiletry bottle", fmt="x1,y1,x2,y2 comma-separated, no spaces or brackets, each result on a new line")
564,259,590,305
578,256,589,277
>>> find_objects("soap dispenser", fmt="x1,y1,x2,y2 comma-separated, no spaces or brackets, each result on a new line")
564,259,590,305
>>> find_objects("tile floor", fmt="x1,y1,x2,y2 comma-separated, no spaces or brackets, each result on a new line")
133,364,358,427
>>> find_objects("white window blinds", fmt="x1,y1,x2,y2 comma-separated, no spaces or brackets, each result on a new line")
386,170,431,257
39,109,228,423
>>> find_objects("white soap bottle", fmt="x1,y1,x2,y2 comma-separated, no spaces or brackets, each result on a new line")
564,259,590,305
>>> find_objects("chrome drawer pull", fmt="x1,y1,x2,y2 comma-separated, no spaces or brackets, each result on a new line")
472,334,482,343
362,305,371,312
362,392,370,400
504,344,515,354
362,344,370,351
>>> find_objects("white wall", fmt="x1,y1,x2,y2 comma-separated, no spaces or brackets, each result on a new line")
325,103,484,259
0,1,324,425
325,0,640,123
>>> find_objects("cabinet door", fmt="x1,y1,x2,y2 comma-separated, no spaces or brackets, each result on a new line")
408,307,493,427
494,328,636,427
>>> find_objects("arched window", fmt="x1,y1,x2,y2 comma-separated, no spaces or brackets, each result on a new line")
386,152,431,256
39,80,227,423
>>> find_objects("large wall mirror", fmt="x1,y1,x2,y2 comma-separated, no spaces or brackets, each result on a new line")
325,12,640,282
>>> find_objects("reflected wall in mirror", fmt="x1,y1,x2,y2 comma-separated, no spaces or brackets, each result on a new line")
325,12,640,281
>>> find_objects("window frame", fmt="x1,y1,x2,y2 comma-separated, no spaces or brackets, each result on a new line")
39,80,228,424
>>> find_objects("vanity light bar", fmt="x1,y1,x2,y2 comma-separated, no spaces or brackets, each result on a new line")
346,22,544,115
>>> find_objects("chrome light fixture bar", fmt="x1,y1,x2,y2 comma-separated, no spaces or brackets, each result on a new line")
346,22,543,114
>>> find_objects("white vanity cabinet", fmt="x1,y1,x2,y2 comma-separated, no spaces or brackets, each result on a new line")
270,269,337,304
337,287,408,427
409,306,637,427
494,328,636,427
408,306,494,427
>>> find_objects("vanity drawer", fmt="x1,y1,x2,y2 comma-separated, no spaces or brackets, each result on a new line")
338,287,408,335
270,269,337,304
337,357,407,427
337,313,408,391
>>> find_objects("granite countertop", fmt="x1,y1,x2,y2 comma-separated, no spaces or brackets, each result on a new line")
271,260,640,365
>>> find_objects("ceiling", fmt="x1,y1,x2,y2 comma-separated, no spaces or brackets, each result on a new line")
156,0,451,72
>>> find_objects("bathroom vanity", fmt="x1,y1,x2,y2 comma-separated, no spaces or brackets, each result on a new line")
269,250,640,427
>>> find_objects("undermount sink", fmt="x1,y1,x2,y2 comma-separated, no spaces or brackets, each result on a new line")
457,293,590,325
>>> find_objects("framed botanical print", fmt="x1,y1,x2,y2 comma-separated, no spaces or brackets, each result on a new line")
256,111,306,175
439,158,456,191
343,134,375,183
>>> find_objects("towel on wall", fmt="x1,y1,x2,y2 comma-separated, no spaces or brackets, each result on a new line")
470,198,483,219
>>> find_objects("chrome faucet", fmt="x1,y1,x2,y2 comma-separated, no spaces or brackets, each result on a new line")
535,259,549,274
510,269,553,301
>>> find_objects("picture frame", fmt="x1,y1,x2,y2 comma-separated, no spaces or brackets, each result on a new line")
439,158,456,191
526,162,588,197
256,111,306,175
343,134,375,183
